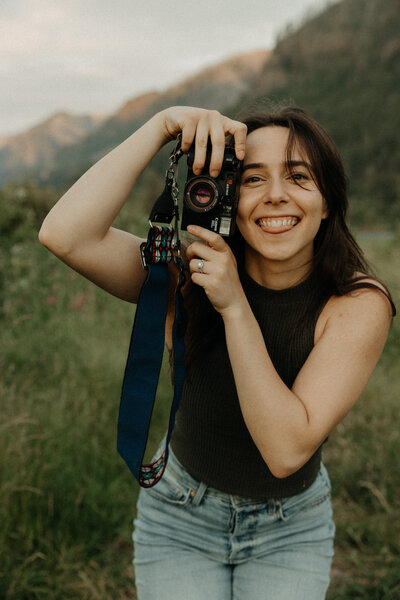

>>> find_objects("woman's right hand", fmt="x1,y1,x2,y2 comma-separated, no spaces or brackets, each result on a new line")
159,106,247,178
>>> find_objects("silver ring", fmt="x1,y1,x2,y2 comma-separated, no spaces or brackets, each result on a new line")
197,259,205,274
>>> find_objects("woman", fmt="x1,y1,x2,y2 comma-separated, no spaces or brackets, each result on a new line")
39,106,395,599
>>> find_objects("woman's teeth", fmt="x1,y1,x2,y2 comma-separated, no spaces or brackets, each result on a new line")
258,217,299,228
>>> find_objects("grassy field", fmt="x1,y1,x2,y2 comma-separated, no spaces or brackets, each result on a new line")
1,222,399,599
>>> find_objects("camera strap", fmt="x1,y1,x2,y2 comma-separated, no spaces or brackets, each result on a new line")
117,138,186,487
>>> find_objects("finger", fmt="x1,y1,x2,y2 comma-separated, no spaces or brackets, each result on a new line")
190,271,207,288
186,225,226,251
192,117,211,175
189,257,209,275
180,117,198,153
186,240,217,262
208,111,227,177
225,120,247,160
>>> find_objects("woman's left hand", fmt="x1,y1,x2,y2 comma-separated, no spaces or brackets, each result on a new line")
186,225,247,319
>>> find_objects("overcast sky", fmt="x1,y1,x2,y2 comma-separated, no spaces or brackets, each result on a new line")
1,0,331,137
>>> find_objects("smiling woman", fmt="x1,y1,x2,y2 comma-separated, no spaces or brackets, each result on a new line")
237,126,329,284
39,104,395,599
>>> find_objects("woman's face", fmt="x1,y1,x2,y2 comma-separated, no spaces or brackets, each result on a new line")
236,126,328,282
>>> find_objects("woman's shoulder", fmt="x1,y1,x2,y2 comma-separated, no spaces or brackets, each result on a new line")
314,272,393,345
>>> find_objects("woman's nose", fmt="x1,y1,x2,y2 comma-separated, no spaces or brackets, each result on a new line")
264,177,289,204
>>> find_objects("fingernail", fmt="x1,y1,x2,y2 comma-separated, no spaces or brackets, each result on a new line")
238,150,245,160
210,169,219,178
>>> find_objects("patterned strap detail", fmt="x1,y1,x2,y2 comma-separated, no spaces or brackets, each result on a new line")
139,450,166,487
141,226,174,267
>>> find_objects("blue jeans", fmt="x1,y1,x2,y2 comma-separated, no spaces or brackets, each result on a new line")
133,445,335,599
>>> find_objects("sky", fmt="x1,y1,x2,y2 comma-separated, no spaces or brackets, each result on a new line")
1,0,331,138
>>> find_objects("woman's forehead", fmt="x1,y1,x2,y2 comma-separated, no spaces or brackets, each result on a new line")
245,126,309,163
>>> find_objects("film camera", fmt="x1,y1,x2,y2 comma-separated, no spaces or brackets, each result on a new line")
181,141,242,237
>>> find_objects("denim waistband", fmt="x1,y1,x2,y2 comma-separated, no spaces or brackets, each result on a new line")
166,443,278,510
163,441,329,511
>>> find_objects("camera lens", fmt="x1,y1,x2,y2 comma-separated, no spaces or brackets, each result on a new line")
185,178,219,212
194,185,212,205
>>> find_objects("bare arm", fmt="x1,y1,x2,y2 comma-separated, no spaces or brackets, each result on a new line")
39,107,247,303
39,111,164,302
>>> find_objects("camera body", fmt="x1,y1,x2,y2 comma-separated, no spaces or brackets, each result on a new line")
181,141,242,237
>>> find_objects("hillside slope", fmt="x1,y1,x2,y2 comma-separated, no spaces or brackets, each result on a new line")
237,0,400,223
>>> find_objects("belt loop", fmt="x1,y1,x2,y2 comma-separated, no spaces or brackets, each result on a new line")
191,481,208,506
275,499,286,521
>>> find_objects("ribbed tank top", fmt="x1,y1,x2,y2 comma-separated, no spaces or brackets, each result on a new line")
170,267,330,499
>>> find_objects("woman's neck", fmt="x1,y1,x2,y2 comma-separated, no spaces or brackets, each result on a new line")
243,247,313,290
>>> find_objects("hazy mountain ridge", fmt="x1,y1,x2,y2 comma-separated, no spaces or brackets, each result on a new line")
114,92,162,122
0,51,269,184
163,51,270,107
0,113,107,185
0,51,269,187
45,50,271,186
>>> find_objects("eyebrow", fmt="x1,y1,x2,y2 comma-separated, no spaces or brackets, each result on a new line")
242,160,313,173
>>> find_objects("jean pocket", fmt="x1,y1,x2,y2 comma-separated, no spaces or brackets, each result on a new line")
144,461,193,507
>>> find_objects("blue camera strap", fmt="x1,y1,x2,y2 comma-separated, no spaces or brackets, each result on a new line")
117,139,187,487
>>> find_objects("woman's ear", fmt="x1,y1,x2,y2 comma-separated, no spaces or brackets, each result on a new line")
322,199,329,219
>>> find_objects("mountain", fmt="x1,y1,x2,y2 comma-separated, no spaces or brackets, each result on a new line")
235,0,400,224
45,50,270,187
0,51,269,188
0,112,107,185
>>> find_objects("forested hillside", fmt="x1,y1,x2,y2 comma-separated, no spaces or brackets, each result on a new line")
236,0,400,225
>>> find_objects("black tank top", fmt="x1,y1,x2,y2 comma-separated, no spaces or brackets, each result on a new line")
170,267,330,499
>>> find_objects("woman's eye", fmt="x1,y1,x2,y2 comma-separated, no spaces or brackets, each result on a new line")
243,176,261,184
290,172,309,182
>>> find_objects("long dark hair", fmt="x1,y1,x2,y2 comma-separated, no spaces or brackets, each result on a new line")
183,105,396,365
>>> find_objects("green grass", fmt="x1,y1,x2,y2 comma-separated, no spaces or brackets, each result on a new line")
325,234,400,599
1,228,399,599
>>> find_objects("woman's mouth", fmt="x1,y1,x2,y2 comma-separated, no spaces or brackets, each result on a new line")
257,216,299,234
